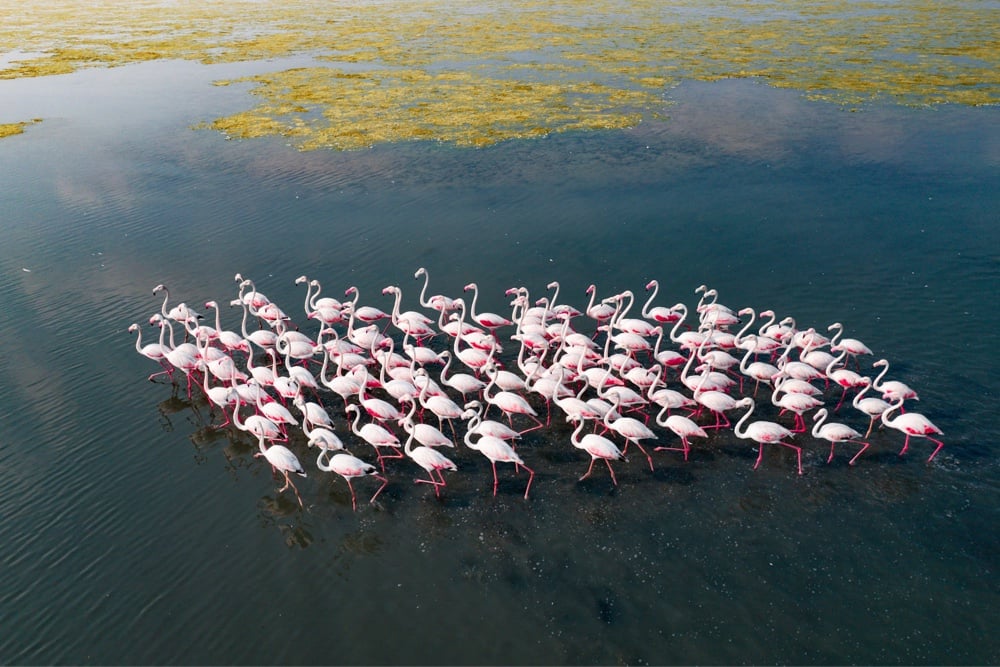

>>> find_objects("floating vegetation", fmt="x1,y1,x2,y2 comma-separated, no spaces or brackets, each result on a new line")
0,0,996,148
0,118,41,138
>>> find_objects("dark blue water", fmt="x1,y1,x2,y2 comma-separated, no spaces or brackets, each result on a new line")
0,62,997,664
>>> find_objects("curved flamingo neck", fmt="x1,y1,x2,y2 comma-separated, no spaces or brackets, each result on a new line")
734,308,756,344
417,270,432,308
872,361,890,391
881,397,905,427
641,281,659,318
733,400,755,438
669,304,689,343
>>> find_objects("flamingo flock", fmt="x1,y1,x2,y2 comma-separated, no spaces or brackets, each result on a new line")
128,272,944,508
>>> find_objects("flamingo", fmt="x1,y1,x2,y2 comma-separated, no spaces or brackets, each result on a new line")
231,297,278,351
316,448,387,511
414,267,457,312
654,405,708,461
462,401,522,442
438,350,487,398
567,415,626,486
414,368,464,437
403,421,458,498
382,285,436,339
463,282,513,330
881,398,944,462
811,408,869,465
204,300,251,354
254,434,306,507
345,404,403,470
828,322,873,368
603,393,657,471
851,377,890,438
198,360,239,427
128,322,172,380
483,365,544,432
825,349,868,412
738,337,781,397
463,428,534,499
344,286,390,323
872,359,919,403
771,377,823,433
642,280,683,324
546,281,582,320
154,284,203,326
232,401,285,443
584,284,617,330
398,401,455,449
733,397,802,475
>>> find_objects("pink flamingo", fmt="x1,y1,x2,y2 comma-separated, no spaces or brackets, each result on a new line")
603,393,656,471
568,415,626,486
811,408,869,465
316,448,387,511
403,422,458,498
872,359,919,403
881,398,944,461
654,406,707,461
462,401,522,442
825,349,868,412
851,377,890,438
463,429,534,499
642,280,683,324
254,434,306,507
128,322,172,380
345,404,403,470
414,267,457,312
463,282,513,330
771,376,823,433
344,286,390,324
828,322,873,369
232,402,285,443
483,365,544,433
733,397,802,475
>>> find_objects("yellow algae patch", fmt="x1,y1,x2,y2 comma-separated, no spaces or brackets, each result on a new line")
0,0,997,150
0,119,41,139
208,67,657,150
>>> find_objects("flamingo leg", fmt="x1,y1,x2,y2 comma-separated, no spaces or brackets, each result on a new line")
898,435,911,457
414,476,444,497
848,440,870,466
834,388,849,413
370,475,389,505
753,444,765,470
631,440,654,471
827,442,837,464
778,441,803,475
346,478,358,511
926,437,945,462
580,458,597,481
522,465,535,500
491,461,500,496
604,459,619,486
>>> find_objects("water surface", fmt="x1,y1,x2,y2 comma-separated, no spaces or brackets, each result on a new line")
0,61,998,665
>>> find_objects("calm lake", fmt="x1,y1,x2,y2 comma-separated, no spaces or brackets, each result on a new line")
0,58,998,665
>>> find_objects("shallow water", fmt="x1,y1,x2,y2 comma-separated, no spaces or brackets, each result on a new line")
0,61,998,665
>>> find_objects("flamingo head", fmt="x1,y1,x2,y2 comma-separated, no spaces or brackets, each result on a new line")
295,275,307,284
645,280,657,290
414,267,426,278
546,281,558,290
205,300,218,309
738,307,753,316
463,283,476,291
